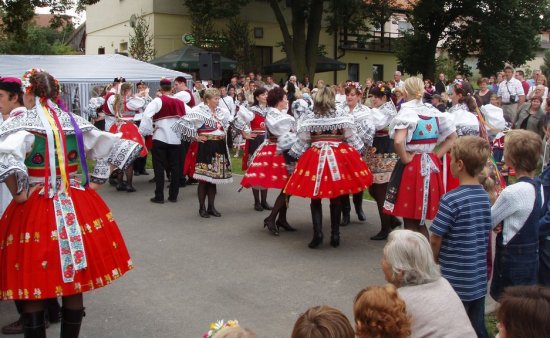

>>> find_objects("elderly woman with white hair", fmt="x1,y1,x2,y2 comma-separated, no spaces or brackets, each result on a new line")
381,230,476,338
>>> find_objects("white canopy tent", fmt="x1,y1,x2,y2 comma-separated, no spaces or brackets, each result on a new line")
0,54,192,118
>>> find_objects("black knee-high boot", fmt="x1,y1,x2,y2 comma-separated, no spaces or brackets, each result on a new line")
330,199,342,247
276,195,295,231
353,191,366,221
252,189,262,211
22,311,46,338
309,200,323,249
60,307,85,338
340,195,351,226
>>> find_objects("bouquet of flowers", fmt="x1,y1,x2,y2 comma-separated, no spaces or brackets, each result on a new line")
203,319,239,338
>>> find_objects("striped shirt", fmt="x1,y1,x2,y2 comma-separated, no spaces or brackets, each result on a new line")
430,185,491,301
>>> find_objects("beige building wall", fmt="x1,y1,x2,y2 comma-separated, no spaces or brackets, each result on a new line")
86,0,399,83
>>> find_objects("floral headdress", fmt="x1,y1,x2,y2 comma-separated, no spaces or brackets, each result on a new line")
203,319,239,338
21,68,61,96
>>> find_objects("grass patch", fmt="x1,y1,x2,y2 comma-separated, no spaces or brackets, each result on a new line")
485,312,498,337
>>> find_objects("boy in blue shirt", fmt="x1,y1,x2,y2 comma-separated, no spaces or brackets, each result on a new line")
430,136,492,338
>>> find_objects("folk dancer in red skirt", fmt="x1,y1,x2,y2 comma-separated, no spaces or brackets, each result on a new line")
0,69,142,337
233,87,272,211
383,77,457,238
285,86,373,248
364,84,402,240
139,78,186,204
240,87,297,236
172,88,233,218
109,82,148,192
339,85,375,226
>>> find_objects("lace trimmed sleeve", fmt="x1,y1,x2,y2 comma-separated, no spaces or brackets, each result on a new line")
172,105,212,141
232,105,254,133
0,130,34,193
84,128,142,184
437,109,457,141
86,97,105,119
388,109,419,142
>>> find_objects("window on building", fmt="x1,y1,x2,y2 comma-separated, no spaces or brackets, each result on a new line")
348,63,359,82
253,46,272,73
372,64,384,82
98,47,105,54
119,42,128,52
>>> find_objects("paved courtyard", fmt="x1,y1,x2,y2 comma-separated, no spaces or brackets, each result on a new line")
0,174,389,337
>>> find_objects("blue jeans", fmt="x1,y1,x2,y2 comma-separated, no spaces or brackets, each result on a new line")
463,297,489,338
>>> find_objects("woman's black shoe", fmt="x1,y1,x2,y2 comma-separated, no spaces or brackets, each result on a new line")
355,207,366,221
126,185,136,193
116,182,127,191
254,202,263,211
263,218,279,236
370,232,389,240
341,211,350,226
199,208,210,218
308,232,323,248
207,207,221,217
261,202,273,210
139,170,149,175
390,217,402,229
330,233,340,248
276,219,297,231
150,197,164,204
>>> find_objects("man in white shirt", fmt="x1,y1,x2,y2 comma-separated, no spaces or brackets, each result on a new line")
264,75,279,91
497,65,525,124
218,86,236,120
394,71,405,89
139,78,186,204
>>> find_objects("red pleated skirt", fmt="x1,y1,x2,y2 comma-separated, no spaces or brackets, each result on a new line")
384,153,443,220
284,142,373,199
109,121,148,157
0,187,133,300
444,152,459,192
184,141,198,177
241,143,288,190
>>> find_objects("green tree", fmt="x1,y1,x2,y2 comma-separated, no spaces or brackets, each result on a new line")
222,18,255,74
397,0,550,79
129,12,156,62
541,50,550,82
0,24,76,54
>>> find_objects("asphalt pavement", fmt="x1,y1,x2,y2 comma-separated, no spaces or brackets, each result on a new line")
0,173,496,337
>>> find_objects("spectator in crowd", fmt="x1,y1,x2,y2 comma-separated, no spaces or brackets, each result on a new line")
515,70,530,98
226,76,240,92
423,79,434,104
431,94,446,112
264,75,279,91
382,230,476,338
430,136,492,338
489,75,499,93
291,306,354,338
302,76,313,90
392,87,405,111
435,73,446,94
354,284,411,338
528,69,542,87
514,96,545,138
490,130,542,302
218,86,236,120
495,285,550,338
526,78,548,102
497,66,525,124
394,71,404,89
255,73,265,88
476,77,493,106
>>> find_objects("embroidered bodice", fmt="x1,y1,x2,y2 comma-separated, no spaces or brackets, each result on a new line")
233,104,269,134
0,104,142,192
389,99,455,153
172,103,231,141
289,108,365,158
342,103,375,147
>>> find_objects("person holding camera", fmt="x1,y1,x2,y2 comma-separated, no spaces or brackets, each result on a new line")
497,65,525,126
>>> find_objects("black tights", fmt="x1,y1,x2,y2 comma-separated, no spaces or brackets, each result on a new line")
252,189,268,205
198,181,217,210
369,183,395,235
265,191,289,223
21,294,83,313
403,218,429,239
117,165,134,187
